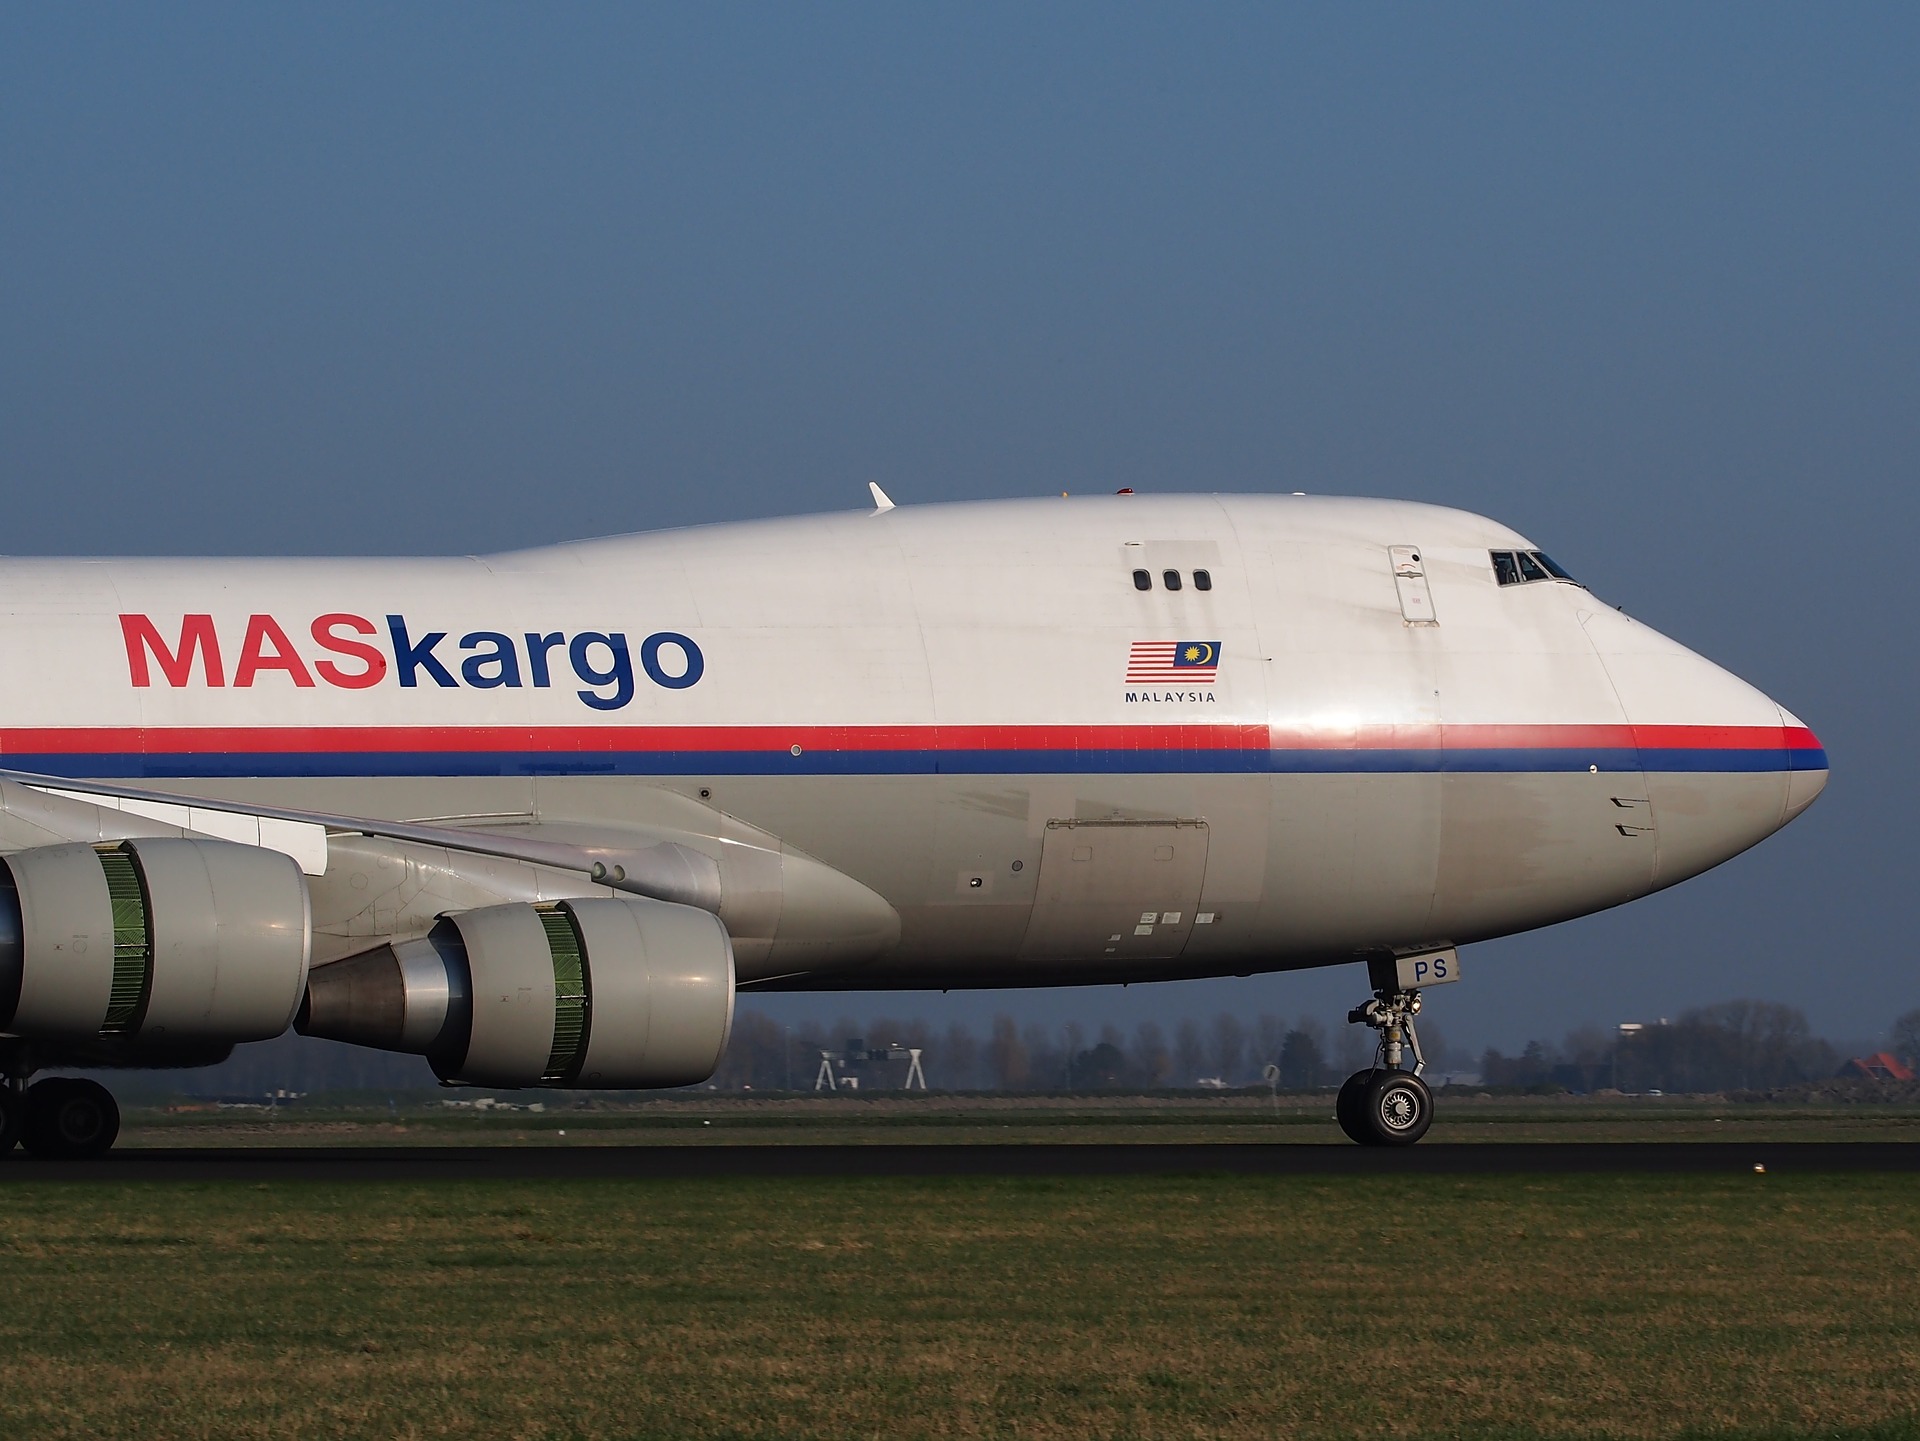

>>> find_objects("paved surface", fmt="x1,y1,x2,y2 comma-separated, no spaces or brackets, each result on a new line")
2,1141,1915,1181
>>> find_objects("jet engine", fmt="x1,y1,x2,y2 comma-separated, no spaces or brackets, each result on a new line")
297,896,735,1089
0,838,312,1044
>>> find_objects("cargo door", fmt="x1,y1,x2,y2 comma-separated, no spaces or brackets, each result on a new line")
1019,819,1210,964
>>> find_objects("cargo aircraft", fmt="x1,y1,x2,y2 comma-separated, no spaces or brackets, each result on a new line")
0,491,1826,1153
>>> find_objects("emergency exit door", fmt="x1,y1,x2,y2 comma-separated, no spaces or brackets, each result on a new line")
1389,545,1438,625
1019,819,1210,964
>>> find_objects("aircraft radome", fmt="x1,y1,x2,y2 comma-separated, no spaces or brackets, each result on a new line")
0,490,1826,1152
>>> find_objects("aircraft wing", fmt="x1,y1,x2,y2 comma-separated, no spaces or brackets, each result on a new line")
0,770,899,977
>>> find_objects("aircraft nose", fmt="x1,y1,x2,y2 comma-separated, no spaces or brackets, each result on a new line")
1777,704,1829,825
1580,605,1824,890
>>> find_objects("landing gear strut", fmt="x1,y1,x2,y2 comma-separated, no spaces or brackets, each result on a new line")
1337,960,1435,1146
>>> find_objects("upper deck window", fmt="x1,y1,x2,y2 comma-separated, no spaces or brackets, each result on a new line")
1129,567,1218,591
1491,549,1581,587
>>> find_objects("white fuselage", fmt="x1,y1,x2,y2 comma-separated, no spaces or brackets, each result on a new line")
0,495,1826,989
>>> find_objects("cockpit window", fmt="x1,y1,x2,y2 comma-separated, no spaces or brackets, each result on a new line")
1491,549,1580,587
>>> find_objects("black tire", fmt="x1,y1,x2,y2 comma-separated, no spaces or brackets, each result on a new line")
0,1086,20,1154
1360,1070,1433,1147
22,1077,120,1159
1335,1069,1376,1144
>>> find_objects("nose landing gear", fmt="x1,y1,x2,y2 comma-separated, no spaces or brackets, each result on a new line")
1336,1064,1433,1146
1337,965,1437,1146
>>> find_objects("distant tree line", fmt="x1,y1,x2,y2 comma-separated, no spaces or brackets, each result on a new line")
86,999,1918,1099
710,1010,1391,1092
99,1032,435,1101
752,1000,1914,1096
1482,1000,1919,1094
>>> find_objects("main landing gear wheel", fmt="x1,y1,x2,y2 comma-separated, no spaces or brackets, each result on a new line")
0,1086,20,1154
22,1078,120,1159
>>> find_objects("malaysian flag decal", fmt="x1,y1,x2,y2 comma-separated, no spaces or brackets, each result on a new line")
1126,640,1221,683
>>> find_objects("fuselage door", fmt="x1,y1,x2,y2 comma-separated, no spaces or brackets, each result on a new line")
1019,819,1210,965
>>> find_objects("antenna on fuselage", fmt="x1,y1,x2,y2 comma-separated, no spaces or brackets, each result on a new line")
868,482,896,512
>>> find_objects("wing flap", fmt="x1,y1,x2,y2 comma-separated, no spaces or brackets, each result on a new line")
36,786,330,875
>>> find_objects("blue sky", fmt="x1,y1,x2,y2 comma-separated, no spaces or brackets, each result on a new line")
3,4,1914,1053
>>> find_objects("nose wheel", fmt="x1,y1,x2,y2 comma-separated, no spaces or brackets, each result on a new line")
1337,1067,1433,1145
1337,980,1435,1146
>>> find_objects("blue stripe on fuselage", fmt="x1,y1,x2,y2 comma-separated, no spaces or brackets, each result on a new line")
0,746,1825,779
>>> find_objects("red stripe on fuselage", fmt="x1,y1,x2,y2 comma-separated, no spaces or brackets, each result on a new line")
0,722,1822,756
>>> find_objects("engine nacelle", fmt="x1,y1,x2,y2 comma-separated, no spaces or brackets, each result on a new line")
298,897,735,1089
0,839,311,1044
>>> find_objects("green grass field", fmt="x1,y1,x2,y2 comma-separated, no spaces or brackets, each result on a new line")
3,1171,1917,1440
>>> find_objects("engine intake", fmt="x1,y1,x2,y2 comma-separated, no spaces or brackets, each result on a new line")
298,897,735,1089
0,839,311,1044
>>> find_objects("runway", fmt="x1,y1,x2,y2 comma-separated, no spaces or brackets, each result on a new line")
2,1141,1916,1181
